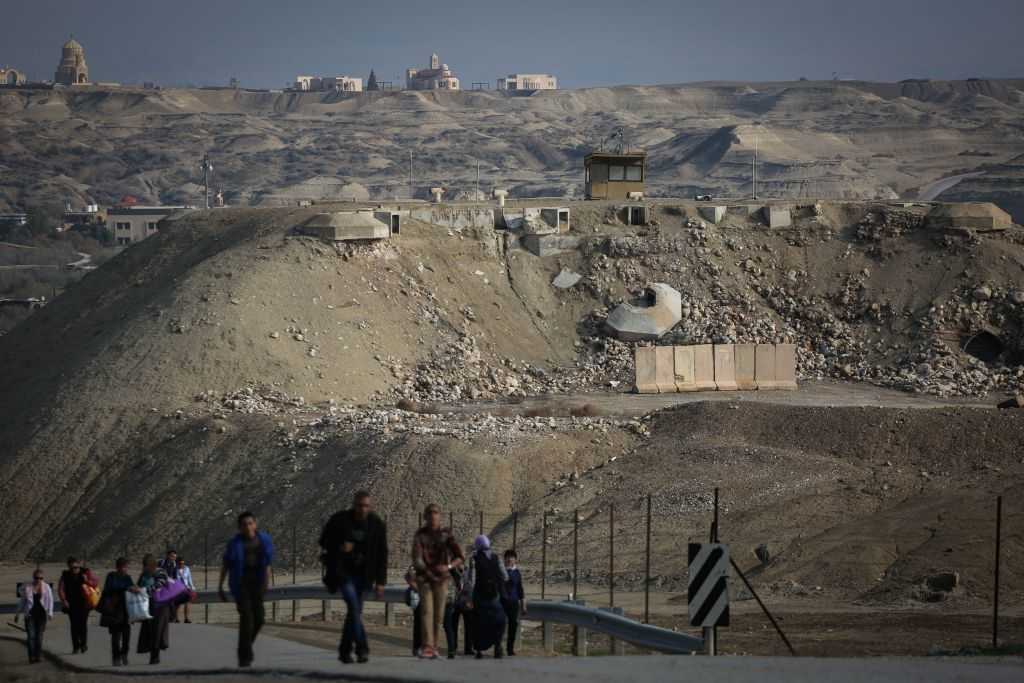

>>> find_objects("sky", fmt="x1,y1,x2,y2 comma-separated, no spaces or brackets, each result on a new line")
3,0,1023,89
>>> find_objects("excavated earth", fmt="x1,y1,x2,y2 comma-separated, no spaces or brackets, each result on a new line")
0,201,1022,632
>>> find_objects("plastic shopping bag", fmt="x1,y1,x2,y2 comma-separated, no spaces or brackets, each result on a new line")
126,590,152,622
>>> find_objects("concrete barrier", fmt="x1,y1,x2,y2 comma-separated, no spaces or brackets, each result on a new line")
634,346,658,394
673,345,697,392
735,343,757,390
763,206,792,228
699,205,727,224
774,343,798,390
754,344,778,390
713,344,738,391
655,346,676,394
693,344,716,390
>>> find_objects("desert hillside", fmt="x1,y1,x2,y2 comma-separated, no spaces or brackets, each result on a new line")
2,79,1024,220
0,200,1022,614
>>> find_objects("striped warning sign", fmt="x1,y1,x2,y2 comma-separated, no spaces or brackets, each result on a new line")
688,543,730,627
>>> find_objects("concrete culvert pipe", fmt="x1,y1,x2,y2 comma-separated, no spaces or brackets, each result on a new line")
961,330,1004,363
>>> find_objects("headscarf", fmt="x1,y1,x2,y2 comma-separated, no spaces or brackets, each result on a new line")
473,534,491,551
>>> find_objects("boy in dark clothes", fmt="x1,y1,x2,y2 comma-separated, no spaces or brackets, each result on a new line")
502,549,526,656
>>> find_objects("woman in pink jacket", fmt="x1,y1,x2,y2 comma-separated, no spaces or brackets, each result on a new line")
16,568,54,663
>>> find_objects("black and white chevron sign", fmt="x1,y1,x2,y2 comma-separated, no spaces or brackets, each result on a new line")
688,543,730,628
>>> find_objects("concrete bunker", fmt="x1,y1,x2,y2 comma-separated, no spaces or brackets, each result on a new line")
300,210,391,242
605,283,682,341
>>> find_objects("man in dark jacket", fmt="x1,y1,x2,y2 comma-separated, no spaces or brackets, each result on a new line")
219,511,274,668
319,491,388,664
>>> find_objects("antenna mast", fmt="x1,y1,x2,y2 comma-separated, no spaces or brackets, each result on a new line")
201,153,213,209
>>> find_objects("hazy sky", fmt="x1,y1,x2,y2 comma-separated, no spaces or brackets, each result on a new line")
3,0,1023,88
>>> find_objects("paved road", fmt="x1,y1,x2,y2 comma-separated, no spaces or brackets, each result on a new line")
917,172,985,201
444,379,996,419
4,617,1021,682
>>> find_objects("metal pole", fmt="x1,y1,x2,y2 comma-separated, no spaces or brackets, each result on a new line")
730,557,797,656
993,495,1002,650
541,511,548,600
573,509,579,600
409,150,413,200
203,533,209,624
609,504,615,608
644,494,651,624
478,510,484,536
291,524,297,622
476,160,480,200
512,511,518,551
705,488,720,655
752,133,757,200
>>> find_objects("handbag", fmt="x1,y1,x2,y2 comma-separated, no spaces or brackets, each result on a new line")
98,592,124,628
82,583,101,610
125,590,151,622
151,579,187,606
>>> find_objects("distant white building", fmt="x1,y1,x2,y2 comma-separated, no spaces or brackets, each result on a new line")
497,73,557,92
106,205,188,246
406,53,460,91
293,75,362,92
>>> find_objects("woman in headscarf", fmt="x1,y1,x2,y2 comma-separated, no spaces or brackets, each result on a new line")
463,534,508,659
136,553,172,665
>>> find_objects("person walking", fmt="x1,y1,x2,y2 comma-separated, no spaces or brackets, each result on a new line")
404,565,423,656
442,563,468,658
319,491,388,664
99,557,139,666
219,511,274,668
57,556,93,654
136,554,172,665
502,549,526,656
411,503,464,660
15,568,53,663
175,557,195,624
158,550,179,581
464,535,507,659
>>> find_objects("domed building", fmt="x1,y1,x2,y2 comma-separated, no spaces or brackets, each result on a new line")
54,37,89,86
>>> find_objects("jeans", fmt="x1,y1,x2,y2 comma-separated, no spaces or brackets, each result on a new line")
339,576,369,656
110,624,131,661
416,578,447,651
25,613,46,661
236,576,265,664
68,605,88,651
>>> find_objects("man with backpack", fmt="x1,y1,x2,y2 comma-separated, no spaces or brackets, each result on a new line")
319,491,388,664
464,535,508,659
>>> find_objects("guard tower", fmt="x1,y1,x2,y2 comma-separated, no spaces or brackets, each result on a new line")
584,129,646,200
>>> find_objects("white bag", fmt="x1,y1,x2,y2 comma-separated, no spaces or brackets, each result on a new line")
126,590,152,622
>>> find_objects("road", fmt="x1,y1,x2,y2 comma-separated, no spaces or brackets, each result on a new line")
917,171,985,201
2,619,1021,682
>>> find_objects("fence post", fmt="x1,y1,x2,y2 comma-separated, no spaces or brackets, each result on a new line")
572,508,579,600
203,533,209,624
993,495,1002,650
479,510,484,536
644,494,651,624
541,510,548,601
512,510,518,551
292,524,298,623
705,487,720,656
609,503,618,655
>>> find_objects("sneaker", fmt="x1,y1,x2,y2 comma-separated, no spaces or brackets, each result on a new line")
339,653,354,664
419,645,435,659
429,648,439,660
357,653,369,664
81,645,88,653
447,652,455,659
239,658,252,668
184,619,192,624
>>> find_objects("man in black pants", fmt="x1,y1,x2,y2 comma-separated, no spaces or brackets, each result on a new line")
502,549,526,656
220,511,274,668
320,491,388,664
58,557,89,654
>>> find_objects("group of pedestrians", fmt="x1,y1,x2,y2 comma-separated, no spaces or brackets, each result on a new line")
17,496,526,668
318,492,527,664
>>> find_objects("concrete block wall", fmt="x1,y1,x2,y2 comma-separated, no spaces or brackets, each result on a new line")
634,342,798,394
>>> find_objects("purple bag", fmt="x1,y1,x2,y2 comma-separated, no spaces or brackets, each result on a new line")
151,579,187,606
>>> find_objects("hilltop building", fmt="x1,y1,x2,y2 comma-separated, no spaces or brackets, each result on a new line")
584,150,647,200
497,73,557,92
106,205,188,246
406,53,460,90
54,37,89,85
293,75,362,92
0,67,26,86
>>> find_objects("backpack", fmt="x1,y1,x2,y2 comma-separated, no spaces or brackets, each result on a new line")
472,552,503,603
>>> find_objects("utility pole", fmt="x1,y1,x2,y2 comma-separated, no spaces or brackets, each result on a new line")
752,131,757,200
408,150,413,200
476,159,480,201
201,153,213,209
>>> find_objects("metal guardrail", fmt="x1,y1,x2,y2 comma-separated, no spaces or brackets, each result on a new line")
2,583,702,654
